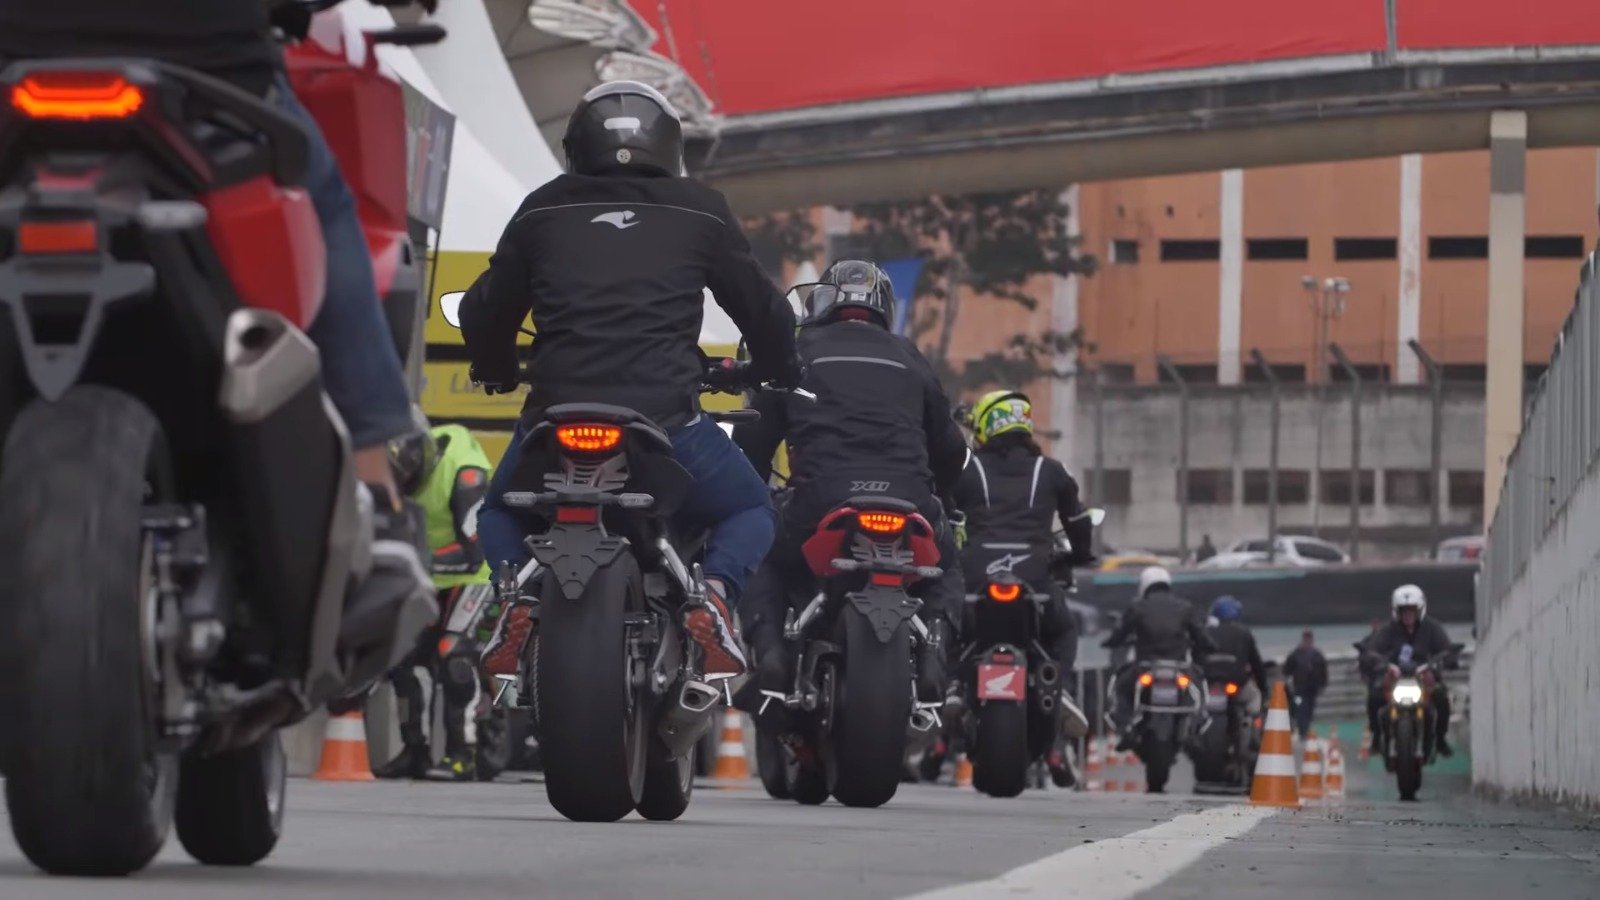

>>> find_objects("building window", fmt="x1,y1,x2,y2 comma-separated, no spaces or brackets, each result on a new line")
1334,237,1398,260
1246,238,1308,260
1441,364,1487,383
1089,469,1133,505
1110,239,1140,264
1242,363,1307,384
1160,239,1221,262
1385,470,1434,507
1448,470,1484,509
1326,363,1391,383
1242,469,1311,505
1320,470,1375,506
1095,362,1136,385
1525,236,1586,259
1182,469,1234,505
1159,363,1218,384
1429,236,1488,259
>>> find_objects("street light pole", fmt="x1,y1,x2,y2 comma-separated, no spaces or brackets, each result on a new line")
1251,349,1281,564
1302,275,1351,537
1408,339,1445,551
1330,342,1362,561
1157,355,1190,558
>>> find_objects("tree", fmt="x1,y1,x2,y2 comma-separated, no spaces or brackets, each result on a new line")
740,210,820,278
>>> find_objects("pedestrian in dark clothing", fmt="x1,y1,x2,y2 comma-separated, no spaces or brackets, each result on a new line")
1195,534,1218,563
1283,630,1328,738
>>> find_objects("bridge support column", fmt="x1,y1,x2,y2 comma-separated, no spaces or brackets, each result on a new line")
1217,169,1244,385
1484,110,1527,522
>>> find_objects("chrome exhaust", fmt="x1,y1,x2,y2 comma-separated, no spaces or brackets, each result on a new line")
678,679,720,714
1037,661,1060,687
909,701,944,733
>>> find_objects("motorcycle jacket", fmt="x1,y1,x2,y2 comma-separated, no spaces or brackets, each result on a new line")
1104,588,1213,662
952,432,1093,562
1204,621,1268,693
1364,619,1454,672
734,320,966,494
461,173,798,429
414,425,492,590
0,0,280,94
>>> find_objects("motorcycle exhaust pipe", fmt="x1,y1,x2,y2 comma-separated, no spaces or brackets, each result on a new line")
678,680,720,715
1036,661,1060,688
909,708,940,733
655,678,719,758
1038,691,1057,714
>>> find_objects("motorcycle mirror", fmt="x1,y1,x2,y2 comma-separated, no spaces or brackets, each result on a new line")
368,24,448,46
1088,508,1107,527
440,291,464,329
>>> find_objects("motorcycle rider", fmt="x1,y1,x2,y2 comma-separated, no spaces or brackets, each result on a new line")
460,81,801,677
1102,566,1213,750
1363,585,1456,757
0,1,433,664
1203,595,1268,716
732,259,968,716
376,412,497,781
949,389,1095,786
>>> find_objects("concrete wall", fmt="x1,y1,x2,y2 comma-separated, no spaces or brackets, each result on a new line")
1471,455,1600,809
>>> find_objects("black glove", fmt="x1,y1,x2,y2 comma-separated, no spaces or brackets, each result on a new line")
469,364,518,395
755,353,805,390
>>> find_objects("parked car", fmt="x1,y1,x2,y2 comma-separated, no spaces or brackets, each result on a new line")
1435,535,1485,562
1198,536,1349,569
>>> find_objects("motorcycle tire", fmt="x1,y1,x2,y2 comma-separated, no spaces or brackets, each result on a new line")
537,556,646,822
636,740,695,821
1191,720,1231,784
826,611,913,808
175,732,286,865
756,725,792,800
790,762,830,806
0,387,177,875
972,702,1030,798
1393,713,1423,801
1142,730,1175,794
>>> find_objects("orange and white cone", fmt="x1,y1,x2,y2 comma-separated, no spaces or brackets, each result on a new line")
1121,749,1140,792
1299,730,1325,801
711,708,750,780
313,710,375,782
1358,722,1373,761
954,753,974,788
1249,681,1300,807
1101,735,1122,791
1084,737,1104,791
1325,735,1346,800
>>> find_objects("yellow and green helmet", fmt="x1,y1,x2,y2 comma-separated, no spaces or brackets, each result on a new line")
970,390,1033,446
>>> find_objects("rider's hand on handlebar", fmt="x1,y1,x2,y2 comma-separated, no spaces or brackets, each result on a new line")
771,354,807,390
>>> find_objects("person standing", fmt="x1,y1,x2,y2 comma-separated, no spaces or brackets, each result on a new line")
1283,630,1329,739
1195,534,1218,564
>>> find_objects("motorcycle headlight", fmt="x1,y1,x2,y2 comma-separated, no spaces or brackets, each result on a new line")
1391,683,1423,706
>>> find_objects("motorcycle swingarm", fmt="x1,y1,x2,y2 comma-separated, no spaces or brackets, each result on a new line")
527,525,629,600
844,585,922,644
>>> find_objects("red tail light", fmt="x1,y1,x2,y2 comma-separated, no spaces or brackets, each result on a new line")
556,506,598,525
987,582,1021,603
1176,674,1192,689
1224,682,1239,696
857,511,906,534
1138,672,1154,687
12,74,145,120
18,220,97,254
556,424,621,453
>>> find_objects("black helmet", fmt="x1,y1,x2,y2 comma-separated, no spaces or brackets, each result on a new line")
387,407,438,496
797,258,897,328
562,80,684,177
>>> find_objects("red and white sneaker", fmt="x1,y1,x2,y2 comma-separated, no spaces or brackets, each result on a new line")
683,583,748,677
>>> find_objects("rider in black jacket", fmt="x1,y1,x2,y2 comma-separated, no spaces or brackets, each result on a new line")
733,260,967,706
1103,566,1213,748
1363,584,1456,756
1203,595,1269,715
462,81,801,677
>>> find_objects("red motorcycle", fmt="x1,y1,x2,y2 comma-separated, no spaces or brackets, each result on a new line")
0,0,440,876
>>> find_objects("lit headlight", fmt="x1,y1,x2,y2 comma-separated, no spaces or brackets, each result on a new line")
1391,683,1424,705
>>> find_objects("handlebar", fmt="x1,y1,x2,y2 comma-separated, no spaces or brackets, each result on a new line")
700,358,816,400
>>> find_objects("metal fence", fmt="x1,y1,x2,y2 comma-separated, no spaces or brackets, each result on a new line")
1483,255,1600,619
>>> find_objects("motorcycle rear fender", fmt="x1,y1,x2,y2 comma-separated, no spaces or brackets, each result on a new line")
844,583,921,644
217,307,365,704
527,523,630,600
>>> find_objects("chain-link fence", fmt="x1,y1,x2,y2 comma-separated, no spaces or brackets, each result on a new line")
1483,255,1600,621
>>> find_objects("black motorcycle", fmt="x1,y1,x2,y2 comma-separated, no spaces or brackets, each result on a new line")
756,497,946,807
1187,653,1258,793
1374,644,1463,801
1112,660,1206,793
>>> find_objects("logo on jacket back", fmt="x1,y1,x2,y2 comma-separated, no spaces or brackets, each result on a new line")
591,210,638,230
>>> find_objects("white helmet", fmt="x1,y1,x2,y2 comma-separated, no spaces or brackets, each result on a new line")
1391,584,1427,620
1137,566,1172,598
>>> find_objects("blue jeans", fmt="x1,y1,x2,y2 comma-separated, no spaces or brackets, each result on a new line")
273,73,413,450
479,415,775,604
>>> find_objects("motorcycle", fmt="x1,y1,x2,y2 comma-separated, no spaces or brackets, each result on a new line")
1112,660,1206,793
1376,644,1463,801
434,583,512,781
757,495,945,808
0,0,440,876
1186,652,1258,793
484,358,789,822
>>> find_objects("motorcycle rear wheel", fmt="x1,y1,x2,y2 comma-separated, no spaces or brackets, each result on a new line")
0,388,177,875
826,612,912,808
537,557,646,822
175,732,285,865
755,724,791,800
636,741,695,821
972,701,1030,798
1142,730,1176,793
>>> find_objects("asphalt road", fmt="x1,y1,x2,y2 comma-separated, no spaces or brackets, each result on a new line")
1,766,1595,899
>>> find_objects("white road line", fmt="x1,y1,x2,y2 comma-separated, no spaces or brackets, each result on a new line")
905,803,1278,900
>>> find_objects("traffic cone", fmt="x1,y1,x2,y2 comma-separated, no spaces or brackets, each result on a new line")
1249,681,1300,807
711,708,751,780
1121,749,1140,792
1299,729,1325,800
1084,737,1104,791
1101,735,1121,791
313,710,375,782
1325,735,1346,800
954,753,973,788
1358,722,1373,761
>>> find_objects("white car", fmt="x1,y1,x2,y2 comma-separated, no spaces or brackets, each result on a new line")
1199,536,1349,569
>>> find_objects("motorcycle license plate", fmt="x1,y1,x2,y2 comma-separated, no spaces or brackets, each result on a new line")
1151,684,1180,705
1205,691,1229,712
977,663,1026,701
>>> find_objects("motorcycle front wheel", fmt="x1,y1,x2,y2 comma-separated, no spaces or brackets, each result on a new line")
0,388,178,875
826,612,913,808
175,732,286,865
1393,712,1423,801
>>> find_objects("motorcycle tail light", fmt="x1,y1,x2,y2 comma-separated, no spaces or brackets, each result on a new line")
987,582,1021,603
857,511,906,534
1176,674,1192,689
1225,682,1239,696
436,635,456,657
18,220,97,254
1138,672,1154,687
556,423,621,453
12,73,145,120
556,506,599,525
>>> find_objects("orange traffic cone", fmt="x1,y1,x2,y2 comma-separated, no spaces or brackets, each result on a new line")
1358,722,1373,761
1121,749,1140,792
1101,735,1122,791
1325,735,1346,800
711,708,751,780
954,753,973,788
1249,682,1300,807
1299,729,1325,800
313,710,375,782
1084,737,1104,791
